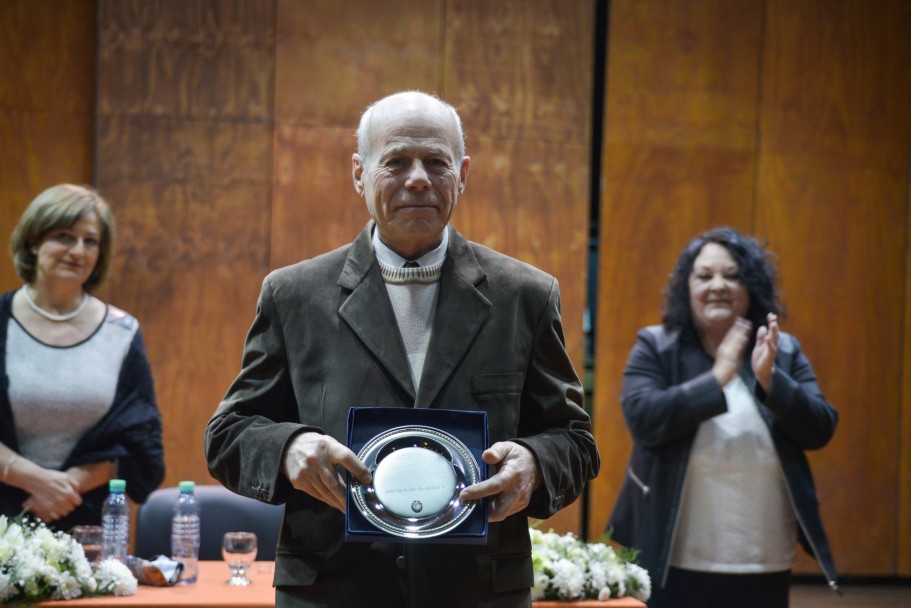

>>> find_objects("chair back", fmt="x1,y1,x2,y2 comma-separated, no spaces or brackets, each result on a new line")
134,484,284,561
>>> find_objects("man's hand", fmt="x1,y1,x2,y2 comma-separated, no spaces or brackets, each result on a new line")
459,441,540,522
282,432,371,513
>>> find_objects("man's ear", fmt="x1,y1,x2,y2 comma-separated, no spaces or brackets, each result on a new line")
352,154,365,196
458,156,470,194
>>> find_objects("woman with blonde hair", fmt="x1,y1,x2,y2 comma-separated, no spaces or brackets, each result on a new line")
0,184,164,530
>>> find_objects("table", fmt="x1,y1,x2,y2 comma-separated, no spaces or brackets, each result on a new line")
39,561,646,607
534,601,645,607
40,561,275,607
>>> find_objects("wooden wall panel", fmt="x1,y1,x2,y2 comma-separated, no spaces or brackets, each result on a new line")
589,0,763,539
903,173,911,576
271,0,443,267
97,1,274,121
445,0,594,534
0,0,96,292
756,0,911,576
96,0,276,488
274,0,443,128
444,0,592,145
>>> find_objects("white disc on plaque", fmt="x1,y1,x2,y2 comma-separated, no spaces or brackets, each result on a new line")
373,447,457,518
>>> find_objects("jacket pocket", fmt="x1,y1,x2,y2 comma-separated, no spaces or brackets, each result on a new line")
471,372,523,395
471,372,523,441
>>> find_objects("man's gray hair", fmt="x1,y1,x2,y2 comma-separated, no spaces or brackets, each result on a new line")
355,91,466,165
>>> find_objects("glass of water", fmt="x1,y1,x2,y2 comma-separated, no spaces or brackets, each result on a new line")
72,525,103,564
222,531,258,586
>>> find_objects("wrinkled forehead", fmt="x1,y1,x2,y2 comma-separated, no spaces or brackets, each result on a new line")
368,100,461,156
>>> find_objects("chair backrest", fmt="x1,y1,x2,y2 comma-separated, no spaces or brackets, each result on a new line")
134,484,284,561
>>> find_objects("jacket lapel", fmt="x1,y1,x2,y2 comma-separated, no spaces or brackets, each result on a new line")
415,227,491,407
338,223,416,401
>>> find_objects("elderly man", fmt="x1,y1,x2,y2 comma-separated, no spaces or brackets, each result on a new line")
205,90,600,608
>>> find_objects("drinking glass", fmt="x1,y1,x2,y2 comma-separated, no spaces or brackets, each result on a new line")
222,531,258,586
72,525,103,564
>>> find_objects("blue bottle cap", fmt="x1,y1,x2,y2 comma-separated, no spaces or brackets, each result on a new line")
109,479,126,492
178,481,196,493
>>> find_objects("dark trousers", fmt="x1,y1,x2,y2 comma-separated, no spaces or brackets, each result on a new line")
647,567,791,608
274,541,532,608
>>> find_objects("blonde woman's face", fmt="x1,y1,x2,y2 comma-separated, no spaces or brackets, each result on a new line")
33,211,101,288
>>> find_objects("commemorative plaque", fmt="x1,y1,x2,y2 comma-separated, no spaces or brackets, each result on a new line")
346,407,489,544
350,425,481,538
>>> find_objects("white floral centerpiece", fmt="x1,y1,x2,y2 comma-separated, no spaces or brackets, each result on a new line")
530,527,651,603
0,514,137,604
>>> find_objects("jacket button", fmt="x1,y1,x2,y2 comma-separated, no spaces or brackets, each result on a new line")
396,555,406,570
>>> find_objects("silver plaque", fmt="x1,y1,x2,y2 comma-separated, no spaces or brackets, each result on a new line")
350,425,482,538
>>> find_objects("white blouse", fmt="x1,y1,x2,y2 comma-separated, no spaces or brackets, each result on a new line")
670,374,797,573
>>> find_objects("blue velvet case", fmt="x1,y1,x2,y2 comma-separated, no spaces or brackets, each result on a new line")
345,407,489,544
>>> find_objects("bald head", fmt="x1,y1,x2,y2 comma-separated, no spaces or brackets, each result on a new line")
356,91,465,166
351,90,470,260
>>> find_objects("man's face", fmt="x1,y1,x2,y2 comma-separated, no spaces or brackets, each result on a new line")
353,99,469,260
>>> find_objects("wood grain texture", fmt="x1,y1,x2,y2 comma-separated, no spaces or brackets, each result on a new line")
757,0,911,575
275,0,443,128
95,116,274,486
96,0,275,488
602,0,762,149
0,0,96,292
444,0,594,145
904,175,911,577
98,0,275,121
0,0,96,113
271,125,367,267
589,0,762,541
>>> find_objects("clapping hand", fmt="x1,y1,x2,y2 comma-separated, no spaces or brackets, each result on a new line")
752,312,779,392
711,317,752,386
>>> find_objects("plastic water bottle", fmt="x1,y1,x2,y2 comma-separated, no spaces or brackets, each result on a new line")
170,481,201,584
101,478,129,562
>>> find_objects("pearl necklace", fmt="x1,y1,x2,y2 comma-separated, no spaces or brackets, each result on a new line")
21,286,89,322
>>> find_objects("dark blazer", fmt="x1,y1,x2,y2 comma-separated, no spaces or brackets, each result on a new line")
205,223,599,606
609,325,839,590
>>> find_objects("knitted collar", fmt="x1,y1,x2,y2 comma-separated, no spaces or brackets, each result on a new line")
372,226,449,267
378,260,443,284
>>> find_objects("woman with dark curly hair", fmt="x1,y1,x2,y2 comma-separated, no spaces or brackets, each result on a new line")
608,227,839,608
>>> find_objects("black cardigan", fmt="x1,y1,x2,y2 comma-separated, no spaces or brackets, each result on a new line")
0,290,165,532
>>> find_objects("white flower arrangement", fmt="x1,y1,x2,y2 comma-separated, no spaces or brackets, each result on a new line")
0,514,137,604
530,527,651,603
